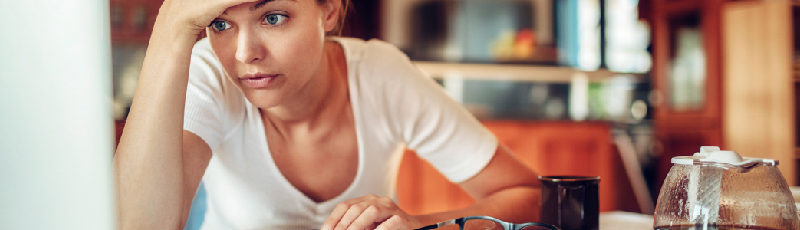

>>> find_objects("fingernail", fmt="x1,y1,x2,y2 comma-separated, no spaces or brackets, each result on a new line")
321,225,331,230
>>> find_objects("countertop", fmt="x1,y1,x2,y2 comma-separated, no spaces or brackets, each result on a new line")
600,211,654,230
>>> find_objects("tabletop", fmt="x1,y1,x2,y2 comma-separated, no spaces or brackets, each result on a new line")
599,211,654,230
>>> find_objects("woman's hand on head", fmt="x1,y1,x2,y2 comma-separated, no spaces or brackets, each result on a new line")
155,0,260,37
322,194,421,230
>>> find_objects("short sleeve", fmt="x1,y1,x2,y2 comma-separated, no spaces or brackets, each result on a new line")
183,39,229,150
359,40,499,183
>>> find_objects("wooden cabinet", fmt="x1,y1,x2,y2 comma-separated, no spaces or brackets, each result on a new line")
110,0,163,44
649,0,725,195
396,121,640,215
721,0,795,185
648,0,796,190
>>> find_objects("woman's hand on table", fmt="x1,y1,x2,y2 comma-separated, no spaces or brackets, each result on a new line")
323,194,421,230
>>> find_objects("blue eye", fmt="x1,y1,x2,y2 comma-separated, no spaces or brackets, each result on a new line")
264,14,287,25
209,20,230,32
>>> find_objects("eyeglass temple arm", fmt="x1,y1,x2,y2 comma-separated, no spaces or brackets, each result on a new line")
525,222,560,230
414,219,458,230
415,224,439,230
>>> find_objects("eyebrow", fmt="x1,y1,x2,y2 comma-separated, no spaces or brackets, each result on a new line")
253,0,299,11
251,0,275,11
221,0,295,15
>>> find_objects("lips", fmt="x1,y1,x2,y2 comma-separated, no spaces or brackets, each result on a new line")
240,73,279,88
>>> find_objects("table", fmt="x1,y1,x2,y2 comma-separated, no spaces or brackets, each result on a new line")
599,211,654,230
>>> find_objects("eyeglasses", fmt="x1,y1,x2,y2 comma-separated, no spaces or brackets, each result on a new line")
415,216,559,230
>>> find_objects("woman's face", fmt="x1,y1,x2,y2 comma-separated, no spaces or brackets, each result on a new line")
207,0,336,109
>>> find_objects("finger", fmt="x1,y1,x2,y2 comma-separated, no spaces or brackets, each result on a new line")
322,197,373,230
203,0,265,22
210,0,263,16
322,203,351,230
219,0,261,6
375,215,405,230
348,205,387,230
334,203,368,230
159,0,264,32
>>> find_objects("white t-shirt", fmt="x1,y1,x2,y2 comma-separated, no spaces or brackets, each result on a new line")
184,37,498,230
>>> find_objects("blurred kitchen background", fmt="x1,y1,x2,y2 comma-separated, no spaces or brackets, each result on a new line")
108,0,800,224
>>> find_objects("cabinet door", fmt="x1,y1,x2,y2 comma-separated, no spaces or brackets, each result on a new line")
721,0,795,185
650,0,725,192
652,7,722,130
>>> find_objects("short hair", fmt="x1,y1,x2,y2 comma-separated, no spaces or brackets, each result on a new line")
318,0,351,36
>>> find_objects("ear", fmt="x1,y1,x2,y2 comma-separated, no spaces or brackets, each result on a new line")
322,0,341,32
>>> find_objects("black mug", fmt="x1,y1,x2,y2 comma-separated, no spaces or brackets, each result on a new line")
539,176,600,230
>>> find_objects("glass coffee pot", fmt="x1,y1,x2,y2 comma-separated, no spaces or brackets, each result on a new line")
654,146,800,230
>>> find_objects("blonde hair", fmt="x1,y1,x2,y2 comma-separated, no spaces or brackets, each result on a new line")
318,0,350,36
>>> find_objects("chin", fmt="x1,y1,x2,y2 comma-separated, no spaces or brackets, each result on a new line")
242,89,283,110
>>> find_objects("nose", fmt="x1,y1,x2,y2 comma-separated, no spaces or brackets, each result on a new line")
234,27,267,64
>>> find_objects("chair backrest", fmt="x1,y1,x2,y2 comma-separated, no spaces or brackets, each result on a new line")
396,121,640,215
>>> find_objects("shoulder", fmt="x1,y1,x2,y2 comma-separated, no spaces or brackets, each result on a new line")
334,37,438,98
333,37,428,100
333,37,412,69
362,39,412,68
350,38,424,85
361,39,407,58
184,38,246,140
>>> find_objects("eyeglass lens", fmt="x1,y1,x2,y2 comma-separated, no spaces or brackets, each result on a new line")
463,219,504,230
436,223,461,230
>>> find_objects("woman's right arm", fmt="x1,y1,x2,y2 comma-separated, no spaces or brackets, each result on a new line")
113,0,255,229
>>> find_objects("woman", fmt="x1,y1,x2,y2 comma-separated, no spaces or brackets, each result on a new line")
113,0,542,229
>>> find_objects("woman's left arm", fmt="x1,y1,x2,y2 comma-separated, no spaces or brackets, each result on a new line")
322,144,541,230
417,144,542,225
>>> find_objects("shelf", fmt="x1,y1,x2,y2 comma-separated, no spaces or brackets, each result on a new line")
413,61,643,83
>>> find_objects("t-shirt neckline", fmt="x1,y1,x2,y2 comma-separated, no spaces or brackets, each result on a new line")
250,37,366,207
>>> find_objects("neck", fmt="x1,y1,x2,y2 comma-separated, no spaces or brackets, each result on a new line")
261,41,348,134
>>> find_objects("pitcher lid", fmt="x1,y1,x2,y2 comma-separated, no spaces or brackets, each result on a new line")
671,146,778,166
